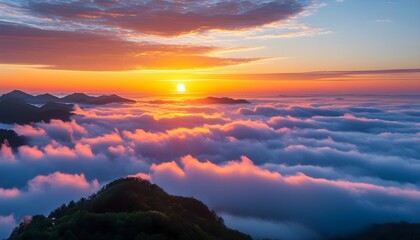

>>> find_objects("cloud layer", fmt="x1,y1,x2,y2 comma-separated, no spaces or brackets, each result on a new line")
6,0,309,36
0,22,257,70
151,155,420,238
0,0,311,70
1,94,420,239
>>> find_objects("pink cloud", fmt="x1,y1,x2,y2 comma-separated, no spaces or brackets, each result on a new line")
0,214,15,224
41,119,87,138
28,172,99,191
43,143,76,158
0,214,17,239
215,120,281,140
43,142,93,159
181,155,280,180
108,145,126,155
127,173,151,181
80,132,123,145
13,125,47,138
0,141,15,162
0,188,20,198
125,125,214,141
74,143,94,159
151,161,185,178
18,146,44,160
0,214,16,240
150,155,420,237
73,105,135,119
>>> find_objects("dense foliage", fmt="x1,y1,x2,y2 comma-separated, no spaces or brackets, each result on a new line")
8,178,251,240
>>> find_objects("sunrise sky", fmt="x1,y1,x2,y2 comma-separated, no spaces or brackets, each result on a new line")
1,0,419,95
2,1,420,239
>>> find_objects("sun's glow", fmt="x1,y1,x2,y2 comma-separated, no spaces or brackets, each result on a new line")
176,83,186,92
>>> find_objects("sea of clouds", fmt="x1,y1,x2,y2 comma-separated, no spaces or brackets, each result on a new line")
1,95,420,239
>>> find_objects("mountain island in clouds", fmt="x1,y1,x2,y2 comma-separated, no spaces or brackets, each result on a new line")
1,0,420,239
8,178,251,240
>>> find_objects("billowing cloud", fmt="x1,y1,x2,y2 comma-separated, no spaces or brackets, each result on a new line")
0,141,15,162
0,214,16,239
18,145,43,160
27,172,98,192
220,214,318,240
0,172,99,239
150,155,420,238
0,188,19,199
1,95,420,239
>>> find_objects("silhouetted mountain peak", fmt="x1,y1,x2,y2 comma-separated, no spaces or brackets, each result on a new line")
61,93,91,101
1,90,34,101
68,93,89,97
8,90,31,96
87,94,136,104
34,93,60,103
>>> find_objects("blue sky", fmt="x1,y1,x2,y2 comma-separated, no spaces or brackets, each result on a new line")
228,0,420,72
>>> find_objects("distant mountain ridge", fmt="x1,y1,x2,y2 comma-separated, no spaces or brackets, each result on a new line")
149,96,251,105
0,90,135,126
185,97,250,105
0,90,136,105
8,177,251,240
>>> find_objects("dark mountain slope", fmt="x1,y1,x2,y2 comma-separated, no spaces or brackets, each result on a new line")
0,99,73,124
39,102,74,112
0,129,26,149
8,178,251,240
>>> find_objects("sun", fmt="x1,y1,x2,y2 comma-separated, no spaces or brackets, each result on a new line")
176,83,186,93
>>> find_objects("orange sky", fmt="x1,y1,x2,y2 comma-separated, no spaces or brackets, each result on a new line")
1,65,419,96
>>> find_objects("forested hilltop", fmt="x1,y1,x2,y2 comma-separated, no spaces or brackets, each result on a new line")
8,177,251,240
